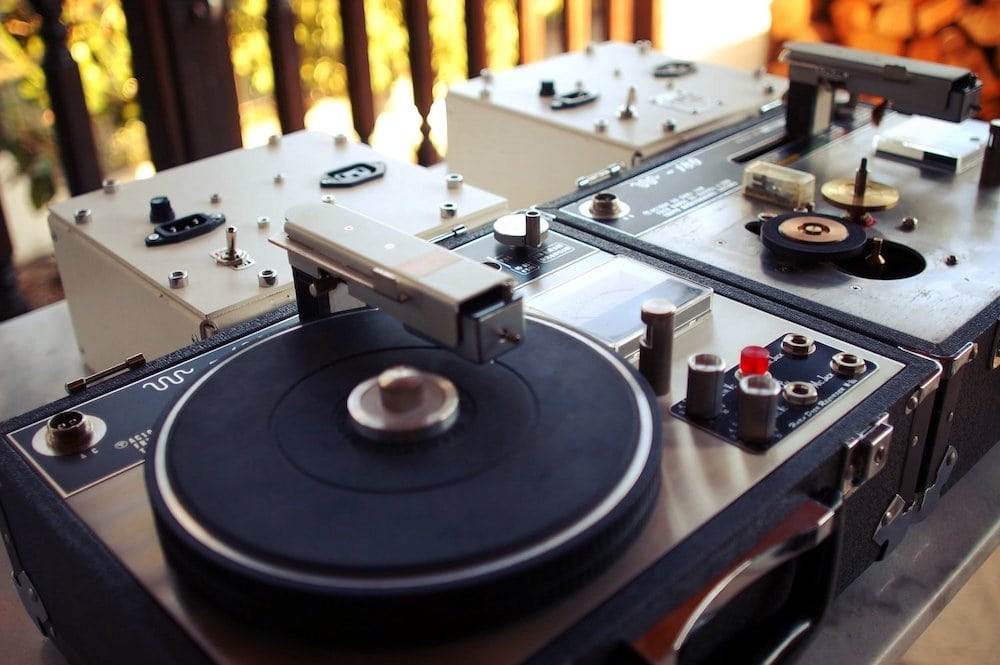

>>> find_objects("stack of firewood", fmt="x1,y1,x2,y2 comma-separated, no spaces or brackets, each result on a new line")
769,0,1000,119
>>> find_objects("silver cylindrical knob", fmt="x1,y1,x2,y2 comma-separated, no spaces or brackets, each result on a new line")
378,366,425,413
737,374,781,445
638,299,676,396
686,353,726,419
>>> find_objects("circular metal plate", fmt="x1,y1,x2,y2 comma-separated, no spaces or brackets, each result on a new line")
777,216,851,243
821,178,900,212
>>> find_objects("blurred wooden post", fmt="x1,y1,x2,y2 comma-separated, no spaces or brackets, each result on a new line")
605,0,634,41
465,0,487,76
29,0,103,194
267,0,306,133
405,0,441,165
633,0,655,42
563,0,591,52
340,2,376,143
120,0,242,169
517,1,544,63
0,190,28,320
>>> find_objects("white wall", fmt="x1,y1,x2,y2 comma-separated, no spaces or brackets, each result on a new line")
657,0,772,70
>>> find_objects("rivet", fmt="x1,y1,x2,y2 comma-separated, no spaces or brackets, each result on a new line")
210,193,222,204
595,118,609,132
102,179,119,194
446,173,464,189
168,270,189,289
440,202,458,219
258,268,278,287
267,134,280,147
74,209,92,225
321,194,336,204
945,255,958,266
273,173,285,184
257,216,271,227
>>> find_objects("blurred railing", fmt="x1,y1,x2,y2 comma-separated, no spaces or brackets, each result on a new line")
34,0,655,190
0,1,654,312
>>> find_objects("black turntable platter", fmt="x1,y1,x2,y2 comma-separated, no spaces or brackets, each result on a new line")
147,309,660,642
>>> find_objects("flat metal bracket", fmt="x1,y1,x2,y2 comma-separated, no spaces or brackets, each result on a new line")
913,445,958,516
11,570,52,637
898,354,942,415
841,413,893,499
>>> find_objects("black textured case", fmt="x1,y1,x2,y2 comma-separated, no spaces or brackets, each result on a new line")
1,218,938,664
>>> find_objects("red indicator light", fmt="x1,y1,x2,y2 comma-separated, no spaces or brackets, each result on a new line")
740,346,770,376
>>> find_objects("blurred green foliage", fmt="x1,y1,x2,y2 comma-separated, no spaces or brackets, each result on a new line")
1,0,147,207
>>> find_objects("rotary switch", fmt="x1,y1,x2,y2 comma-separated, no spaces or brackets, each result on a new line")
492,210,549,249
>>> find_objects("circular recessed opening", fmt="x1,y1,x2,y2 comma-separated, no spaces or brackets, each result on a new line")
834,239,925,280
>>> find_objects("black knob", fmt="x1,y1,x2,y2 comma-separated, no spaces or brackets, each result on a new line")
539,80,556,97
149,196,175,224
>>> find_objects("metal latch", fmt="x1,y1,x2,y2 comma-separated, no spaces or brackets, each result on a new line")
873,445,958,556
0,489,51,636
841,413,893,498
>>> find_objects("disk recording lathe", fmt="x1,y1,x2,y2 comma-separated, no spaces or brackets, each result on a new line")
2,203,938,664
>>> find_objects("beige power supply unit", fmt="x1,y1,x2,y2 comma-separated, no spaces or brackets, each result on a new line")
48,131,507,371
447,41,787,209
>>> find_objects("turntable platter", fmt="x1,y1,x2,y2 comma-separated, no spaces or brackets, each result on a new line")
759,212,869,262
147,309,660,641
